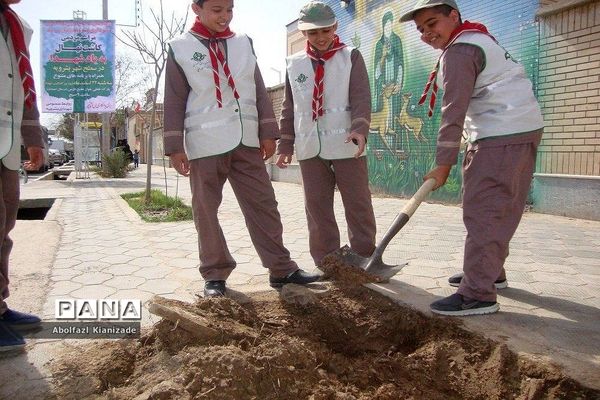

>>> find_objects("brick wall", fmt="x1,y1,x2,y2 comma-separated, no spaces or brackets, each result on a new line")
286,22,305,56
267,84,298,164
538,0,594,16
268,84,285,123
537,0,600,175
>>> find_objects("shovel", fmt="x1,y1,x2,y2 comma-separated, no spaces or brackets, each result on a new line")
332,178,437,282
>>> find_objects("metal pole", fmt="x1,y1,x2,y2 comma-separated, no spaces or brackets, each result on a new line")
101,0,111,158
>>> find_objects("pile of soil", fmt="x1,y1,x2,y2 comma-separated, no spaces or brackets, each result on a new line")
49,283,599,400
319,252,383,284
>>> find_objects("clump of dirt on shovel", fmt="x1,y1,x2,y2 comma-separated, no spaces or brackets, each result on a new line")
50,285,599,400
319,253,383,284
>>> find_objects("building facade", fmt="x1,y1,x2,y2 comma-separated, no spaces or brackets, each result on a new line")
533,0,600,219
126,89,165,166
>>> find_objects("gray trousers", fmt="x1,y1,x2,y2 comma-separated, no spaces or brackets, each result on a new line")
299,156,376,266
189,146,298,281
0,165,19,315
458,131,542,302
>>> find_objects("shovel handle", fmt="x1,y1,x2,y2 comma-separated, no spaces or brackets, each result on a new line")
401,178,437,218
372,178,437,259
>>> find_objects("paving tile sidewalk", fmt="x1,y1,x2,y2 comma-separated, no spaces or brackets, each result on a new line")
1,164,599,398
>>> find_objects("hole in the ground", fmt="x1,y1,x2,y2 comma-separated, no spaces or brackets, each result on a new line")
17,198,55,220
49,285,600,400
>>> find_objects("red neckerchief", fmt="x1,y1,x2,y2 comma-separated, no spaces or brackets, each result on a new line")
305,35,347,121
419,21,496,117
190,18,238,108
2,6,36,109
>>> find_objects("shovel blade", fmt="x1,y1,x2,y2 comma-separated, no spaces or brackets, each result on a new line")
364,261,406,282
333,245,369,268
331,245,406,282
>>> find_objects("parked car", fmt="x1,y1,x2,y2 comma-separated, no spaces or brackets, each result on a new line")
48,148,66,166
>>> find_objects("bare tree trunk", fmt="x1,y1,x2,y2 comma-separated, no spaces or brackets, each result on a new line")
118,0,188,204
144,79,160,203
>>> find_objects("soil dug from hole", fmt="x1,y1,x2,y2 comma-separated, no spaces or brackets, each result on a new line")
319,253,383,284
50,284,599,400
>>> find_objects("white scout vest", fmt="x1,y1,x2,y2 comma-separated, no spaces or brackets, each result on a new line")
287,47,358,160
169,33,259,160
438,32,544,142
0,14,30,170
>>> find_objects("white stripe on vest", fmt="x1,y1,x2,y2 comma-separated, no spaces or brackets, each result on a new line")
287,47,358,160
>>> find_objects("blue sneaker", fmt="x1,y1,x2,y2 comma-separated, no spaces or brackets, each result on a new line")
430,293,499,316
0,309,42,331
0,321,26,353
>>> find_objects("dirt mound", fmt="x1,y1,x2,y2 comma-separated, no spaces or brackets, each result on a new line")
319,253,382,284
50,284,599,400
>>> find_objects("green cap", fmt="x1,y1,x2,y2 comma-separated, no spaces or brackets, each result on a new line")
298,1,337,31
399,0,459,23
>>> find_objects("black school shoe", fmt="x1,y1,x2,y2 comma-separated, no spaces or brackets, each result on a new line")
448,272,508,289
269,269,321,288
0,321,26,353
0,309,42,332
430,293,499,316
203,280,226,298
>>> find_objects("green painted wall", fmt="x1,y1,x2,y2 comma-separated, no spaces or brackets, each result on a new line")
326,0,540,201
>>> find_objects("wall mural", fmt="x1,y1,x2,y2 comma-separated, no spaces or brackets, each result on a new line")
328,0,539,202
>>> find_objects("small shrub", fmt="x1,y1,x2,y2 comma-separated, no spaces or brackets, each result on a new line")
121,190,193,222
99,149,129,178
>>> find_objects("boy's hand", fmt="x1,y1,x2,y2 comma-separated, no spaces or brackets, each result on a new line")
276,154,292,169
23,146,44,171
169,152,190,177
260,139,276,160
424,165,452,190
345,132,366,158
